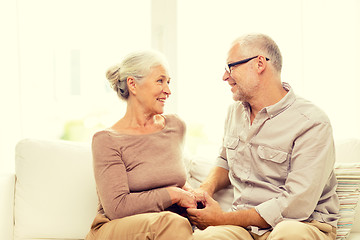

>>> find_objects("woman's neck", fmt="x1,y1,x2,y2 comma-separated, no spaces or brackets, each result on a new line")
111,102,164,135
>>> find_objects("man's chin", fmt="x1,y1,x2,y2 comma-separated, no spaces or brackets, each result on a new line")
233,93,248,103
232,93,241,101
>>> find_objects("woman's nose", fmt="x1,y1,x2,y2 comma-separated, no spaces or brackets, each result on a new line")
163,83,171,96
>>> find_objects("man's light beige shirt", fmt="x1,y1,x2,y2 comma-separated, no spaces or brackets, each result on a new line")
216,83,340,235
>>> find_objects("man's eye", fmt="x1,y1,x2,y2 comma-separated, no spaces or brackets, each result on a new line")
157,79,163,83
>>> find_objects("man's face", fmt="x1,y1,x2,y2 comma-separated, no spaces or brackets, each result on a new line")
223,43,259,102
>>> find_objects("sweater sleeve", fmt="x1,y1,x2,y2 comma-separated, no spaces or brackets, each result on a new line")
92,131,173,220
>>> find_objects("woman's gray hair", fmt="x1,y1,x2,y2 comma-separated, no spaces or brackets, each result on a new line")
106,50,169,100
232,33,283,73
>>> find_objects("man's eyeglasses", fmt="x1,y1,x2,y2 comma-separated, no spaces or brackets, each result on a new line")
225,55,270,73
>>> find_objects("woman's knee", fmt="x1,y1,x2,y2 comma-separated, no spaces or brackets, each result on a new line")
151,212,193,240
155,211,192,230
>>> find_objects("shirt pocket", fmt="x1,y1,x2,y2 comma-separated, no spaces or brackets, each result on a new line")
224,136,240,150
255,145,289,184
224,136,240,168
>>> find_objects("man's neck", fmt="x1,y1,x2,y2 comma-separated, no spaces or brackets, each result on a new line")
248,83,288,124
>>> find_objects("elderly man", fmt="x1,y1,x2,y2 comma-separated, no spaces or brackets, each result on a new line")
187,33,339,240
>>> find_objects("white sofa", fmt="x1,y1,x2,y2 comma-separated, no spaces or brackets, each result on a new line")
1,138,360,240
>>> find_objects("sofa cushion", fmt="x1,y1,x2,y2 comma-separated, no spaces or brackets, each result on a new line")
14,138,97,240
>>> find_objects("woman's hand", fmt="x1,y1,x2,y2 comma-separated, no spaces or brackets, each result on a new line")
182,183,208,206
166,186,197,208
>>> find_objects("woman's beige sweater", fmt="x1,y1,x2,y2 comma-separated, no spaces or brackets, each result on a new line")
92,114,187,220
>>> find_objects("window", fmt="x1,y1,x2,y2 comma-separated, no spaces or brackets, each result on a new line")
17,0,152,141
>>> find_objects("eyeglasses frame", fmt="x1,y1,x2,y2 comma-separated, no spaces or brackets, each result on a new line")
226,55,270,73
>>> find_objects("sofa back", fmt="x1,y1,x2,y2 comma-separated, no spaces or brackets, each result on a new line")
12,138,360,240
14,138,97,240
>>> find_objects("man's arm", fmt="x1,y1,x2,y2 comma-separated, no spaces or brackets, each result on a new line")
199,166,231,196
187,192,270,230
188,166,270,229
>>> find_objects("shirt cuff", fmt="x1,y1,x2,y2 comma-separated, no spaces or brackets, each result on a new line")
255,198,284,227
215,157,229,170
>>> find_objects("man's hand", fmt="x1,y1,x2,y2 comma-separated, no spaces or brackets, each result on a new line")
186,192,224,230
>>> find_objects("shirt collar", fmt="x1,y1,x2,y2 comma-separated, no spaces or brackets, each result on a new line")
265,82,296,119
241,82,296,119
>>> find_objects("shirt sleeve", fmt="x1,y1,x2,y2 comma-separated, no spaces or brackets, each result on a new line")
255,120,336,227
216,145,230,170
215,105,234,171
92,131,173,220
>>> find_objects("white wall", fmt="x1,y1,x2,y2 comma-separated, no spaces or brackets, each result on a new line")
177,0,305,150
302,0,360,141
177,0,360,151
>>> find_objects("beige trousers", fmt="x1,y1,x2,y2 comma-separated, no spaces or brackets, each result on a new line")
86,212,336,240
85,211,193,240
193,220,336,240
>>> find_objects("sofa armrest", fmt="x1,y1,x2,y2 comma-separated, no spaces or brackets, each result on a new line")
0,173,15,240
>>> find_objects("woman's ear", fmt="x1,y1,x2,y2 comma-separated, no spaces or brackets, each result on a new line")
127,76,137,95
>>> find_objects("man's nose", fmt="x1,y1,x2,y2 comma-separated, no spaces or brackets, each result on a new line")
223,70,230,82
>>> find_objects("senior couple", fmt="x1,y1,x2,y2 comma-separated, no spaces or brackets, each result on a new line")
85,33,339,240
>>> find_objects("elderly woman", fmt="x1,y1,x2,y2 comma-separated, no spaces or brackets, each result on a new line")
85,50,196,240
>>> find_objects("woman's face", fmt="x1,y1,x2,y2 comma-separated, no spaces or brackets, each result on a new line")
135,64,171,115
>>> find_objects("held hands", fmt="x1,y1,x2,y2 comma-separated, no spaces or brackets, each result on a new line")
167,184,225,229
166,186,197,209
187,192,224,230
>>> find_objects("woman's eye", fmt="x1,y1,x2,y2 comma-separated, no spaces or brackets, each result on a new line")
157,79,163,83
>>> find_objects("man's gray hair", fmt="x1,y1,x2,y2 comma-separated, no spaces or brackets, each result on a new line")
232,33,283,73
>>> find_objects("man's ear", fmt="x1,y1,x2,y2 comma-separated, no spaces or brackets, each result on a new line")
257,56,267,74
127,76,137,95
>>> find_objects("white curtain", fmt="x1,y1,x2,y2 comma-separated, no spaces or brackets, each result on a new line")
0,0,22,174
